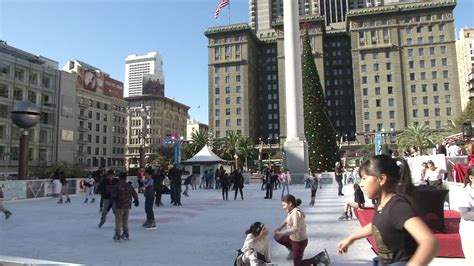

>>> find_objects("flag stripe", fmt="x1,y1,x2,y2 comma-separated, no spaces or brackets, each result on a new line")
214,0,229,18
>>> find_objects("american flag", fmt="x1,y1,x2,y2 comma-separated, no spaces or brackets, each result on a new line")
214,0,229,19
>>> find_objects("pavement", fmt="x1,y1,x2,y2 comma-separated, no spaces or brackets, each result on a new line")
0,182,468,265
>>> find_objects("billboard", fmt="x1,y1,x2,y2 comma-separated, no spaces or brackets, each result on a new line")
104,76,124,99
76,67,104,94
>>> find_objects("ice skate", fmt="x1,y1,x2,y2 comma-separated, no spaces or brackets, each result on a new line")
4,211,12,220
286,248,292,260
338,212,349,221
145,221,157,230
57,199,63,204
121,231,129,240
113,234,121,242
142,220,150,227
91,198,95,203
65,198,71,203
309,196,315,206
313,249,330,265
84,198,88,203
98,219,105,228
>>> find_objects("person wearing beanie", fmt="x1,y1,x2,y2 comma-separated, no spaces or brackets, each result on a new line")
97,170,118,228
111,173,139,242
142,167,156,229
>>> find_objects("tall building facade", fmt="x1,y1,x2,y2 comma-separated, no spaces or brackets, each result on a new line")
456,28,474,110
186,118,209,141
61,60,127,171
125,95,189,169
348,0,461,141
124,52,164,98
0,41,59,175
204,24,260,140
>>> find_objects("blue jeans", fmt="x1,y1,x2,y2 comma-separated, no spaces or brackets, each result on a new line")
373,258,407,266
281,183,290,198
145,196,155,221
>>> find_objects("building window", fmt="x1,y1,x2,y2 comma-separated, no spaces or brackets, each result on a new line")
215,120,220,127
431,71,437,79
236,97,241,104
13,87,23,100
386,63,391,70
215,109,220,116
373,63,379,71
442,70,449,78
225,87,230,94
226,108,231,115
387,86,393,94
361,65,367,72
236,108,241,115
215,98,220,105
375,87,381,95
420,60,425,68
423,96,428,104
431,59,436,67
407,49,413,57
445,95,451,103
388,98,394,107
226,119,230,127
0,84,8,98
237,119,241,126
389,111,395,119
433,84,438,92
215,88,220,94
435,108,440,116
410,73,415,80
376,99,381,107
412,97,417,105
420,72,426,80
409,61,414,69
411,85,416,93
363,100,369,108
236,86,241,93
364,112,370,120
387,75,392,82
442,58,447,66
225,97,230,104
446,107,451,116
444,83,450,91
418,48,424,56
413,109,418,118
424,109,429,117
362,88,368,96
376,111,382,119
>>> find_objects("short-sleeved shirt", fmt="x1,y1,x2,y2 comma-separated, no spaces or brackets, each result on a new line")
372,195,418,264
459,186,474,236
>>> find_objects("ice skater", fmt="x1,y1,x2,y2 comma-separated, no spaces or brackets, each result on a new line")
57,171,70,204
221,173,230,200
142,167,156,229
111,173,139,242
183,174,192,197
98,170,118,228
280,169,291,199
274,194,330,265
235,221,272,266
83,174,96,203
338,183,365,220
307,169,319,206
0,185,11,220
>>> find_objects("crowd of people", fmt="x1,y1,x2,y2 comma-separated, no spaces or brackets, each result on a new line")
1,154,473,265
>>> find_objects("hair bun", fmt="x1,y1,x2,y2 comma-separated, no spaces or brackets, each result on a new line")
295,199,302,206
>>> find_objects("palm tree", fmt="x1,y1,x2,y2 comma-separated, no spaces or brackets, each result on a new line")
236,135,256,169
216,130,241,160
187,130,211,156
397,125,438,153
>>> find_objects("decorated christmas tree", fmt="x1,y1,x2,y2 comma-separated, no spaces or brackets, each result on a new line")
301,31,340,172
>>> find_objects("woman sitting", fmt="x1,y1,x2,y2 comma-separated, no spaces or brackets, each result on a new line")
236,221,271,266
338,183,365,220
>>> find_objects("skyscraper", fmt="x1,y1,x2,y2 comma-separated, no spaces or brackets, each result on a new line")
456,28,474,110
124,52,164,97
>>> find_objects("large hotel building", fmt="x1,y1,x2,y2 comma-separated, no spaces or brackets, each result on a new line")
206,0,462,144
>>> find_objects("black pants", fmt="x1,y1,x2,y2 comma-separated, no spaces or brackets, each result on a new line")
171,184,181,204
265,184,273,199
222,185,228,200
155,187,162,205
145,196,155,221
336,178,343,195
234,187,243,199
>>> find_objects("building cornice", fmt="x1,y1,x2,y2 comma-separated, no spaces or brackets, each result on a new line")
272,15,325,27
204,23,252,36
125,95,190,110
347,0,456,18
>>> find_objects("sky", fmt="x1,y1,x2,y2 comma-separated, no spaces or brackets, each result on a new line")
0,0,473,125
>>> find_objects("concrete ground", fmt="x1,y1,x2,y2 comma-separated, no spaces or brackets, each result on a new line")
0,182,468,265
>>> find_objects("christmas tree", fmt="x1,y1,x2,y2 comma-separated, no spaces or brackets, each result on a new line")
301,31,340,172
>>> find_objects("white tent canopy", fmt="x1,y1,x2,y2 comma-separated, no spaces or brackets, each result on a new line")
182,145,225,164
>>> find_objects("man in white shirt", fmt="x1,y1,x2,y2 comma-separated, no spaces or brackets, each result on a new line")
447,142,462,157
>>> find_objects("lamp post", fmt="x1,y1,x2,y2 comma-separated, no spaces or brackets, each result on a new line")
234,153,238,170
139,107,147,169
11,101,40,180
267,137,272,167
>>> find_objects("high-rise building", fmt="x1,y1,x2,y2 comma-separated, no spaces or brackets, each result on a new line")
61,60,127,171
347,0,461,141
125,95,189,169
0,41,59,175
124,52,164,98
456,28,474,110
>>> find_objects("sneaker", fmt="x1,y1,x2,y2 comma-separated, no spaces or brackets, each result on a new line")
146,222,157,230
313,249,330,265
98,220,105,228
121,233,129,240
286,249,292,260
4,211,12,220
113,234,121,242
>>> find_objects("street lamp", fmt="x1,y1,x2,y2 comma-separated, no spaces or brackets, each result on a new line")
139,107,147,169
234,153,238,170
11,101,40,180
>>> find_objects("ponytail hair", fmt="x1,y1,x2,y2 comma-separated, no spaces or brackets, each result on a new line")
282,194,302,207
359,155,415,196
245,221,263,236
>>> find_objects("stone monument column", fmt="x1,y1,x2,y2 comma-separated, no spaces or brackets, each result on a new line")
283,0,309,183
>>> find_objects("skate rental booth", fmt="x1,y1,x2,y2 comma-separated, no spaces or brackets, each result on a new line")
181,145,231,176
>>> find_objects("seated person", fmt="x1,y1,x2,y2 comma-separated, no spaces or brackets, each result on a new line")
338,183,365,220
236,221,271,266
425,160,447,187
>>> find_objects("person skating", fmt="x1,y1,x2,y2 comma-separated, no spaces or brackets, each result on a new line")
57,171,71,204
221,173,230,200
111,173,139,242
233,169,244,200
280,169,291,199
307,169,319,206
183,174,192,197
152,167,164,207
264,170,276,199
83,174,96,203
335,162,344,196
142,167,156,229
98,170,118,228
274,194,330,265
169,165,182,206
0,185,12,219
338,155,439,265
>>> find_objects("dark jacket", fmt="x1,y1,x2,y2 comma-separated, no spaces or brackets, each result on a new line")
233,172,244,189
98,177,118,199
113,179,138,209
354,188,365,207
169,168,182,186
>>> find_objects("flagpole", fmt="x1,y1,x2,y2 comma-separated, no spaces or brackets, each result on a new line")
228,1,231,25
